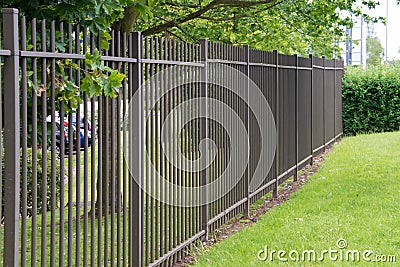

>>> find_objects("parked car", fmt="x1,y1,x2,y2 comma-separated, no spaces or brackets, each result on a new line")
47,116,92,154
71,114,94,147
71,114,92,132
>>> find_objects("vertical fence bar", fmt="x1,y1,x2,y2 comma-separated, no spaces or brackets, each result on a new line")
67,23,74,267
0,17,2,261
89,30,95,267
322,56,326,151
212,43,217,225
74,24,81,267
59,23,65,267
103,37,110,267
178,40,183,262
171,39,176,262
199,38,208,241
179,40,185,261
189,42,195,244
196,44,201,238
309,54,314,164
97,31,104,267
143,37,150,266
121,31,127,267
333,59,337,141
219,43,225,224
162,39,169,262
214,43,217,227
183,41,189,254
2,8,20,267
224,44,229,221
82,25,89,267
31,18,39,267
127,32,133,267
149,37,155,264
158,38,164,262
20,15,28,267
109,30,116,267
130,31,144,267
167,39,174,266
243,44,250,217
116,30,122,267
294,54,299,181
50,20,57,267
40,19,48,267
273,50,278,198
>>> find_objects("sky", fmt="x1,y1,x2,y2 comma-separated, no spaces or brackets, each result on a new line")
368,0,400,60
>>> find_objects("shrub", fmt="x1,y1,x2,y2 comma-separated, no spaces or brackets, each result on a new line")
342,63,400,135
1,147,63,218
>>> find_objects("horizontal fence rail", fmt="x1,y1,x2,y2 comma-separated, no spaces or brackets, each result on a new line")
0,8,344,266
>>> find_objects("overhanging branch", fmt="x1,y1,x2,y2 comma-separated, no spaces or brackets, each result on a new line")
142,0,282,36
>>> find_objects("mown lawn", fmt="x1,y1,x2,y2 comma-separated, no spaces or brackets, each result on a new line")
194,131,400,266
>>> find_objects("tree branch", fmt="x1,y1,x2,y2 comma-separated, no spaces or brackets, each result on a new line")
166,30,186,42
198,14,245,21
153,14,198,42
142,0,281,36
163,1,200,9
217,0,281,8
197,6,267,22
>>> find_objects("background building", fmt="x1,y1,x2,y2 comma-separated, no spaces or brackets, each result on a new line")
341,16,367,68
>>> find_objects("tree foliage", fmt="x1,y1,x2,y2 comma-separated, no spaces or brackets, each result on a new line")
366,36,384,67
136,0,384,57
2,0,387,57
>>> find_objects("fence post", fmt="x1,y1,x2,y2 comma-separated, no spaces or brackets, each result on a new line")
199,38,209,241
322,56,326,152
273,50,279,198
294,54,299,182
334,59,337,141
243,44,250,217
130,31,144,267
2,8,20,267
309,54,313,165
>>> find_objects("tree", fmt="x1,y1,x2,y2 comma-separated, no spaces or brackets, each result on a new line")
3,0,386,57
367,36,384,66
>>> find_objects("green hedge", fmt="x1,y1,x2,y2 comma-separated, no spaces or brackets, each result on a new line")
342,64,400,135
1,148,63,218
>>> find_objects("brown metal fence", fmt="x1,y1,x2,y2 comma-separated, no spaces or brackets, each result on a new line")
0,8,344,266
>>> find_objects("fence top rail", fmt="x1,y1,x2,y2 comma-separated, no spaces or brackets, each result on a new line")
17,48,344,70
141,58,204,67
18,50,206,67
0,49,11,56
19,50,139,62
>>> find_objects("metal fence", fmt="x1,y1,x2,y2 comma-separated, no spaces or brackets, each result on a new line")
0,8,344,266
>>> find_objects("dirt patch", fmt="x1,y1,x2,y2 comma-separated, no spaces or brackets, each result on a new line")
174,143,336,266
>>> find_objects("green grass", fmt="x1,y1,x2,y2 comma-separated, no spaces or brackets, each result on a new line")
193,131,400,266
21,206,127,266
15,133,180,266
17,137,131,266
19,140,130,266
64,142,99,205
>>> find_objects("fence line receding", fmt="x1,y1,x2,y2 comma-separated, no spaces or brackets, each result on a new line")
0,8,344,267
